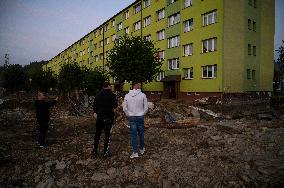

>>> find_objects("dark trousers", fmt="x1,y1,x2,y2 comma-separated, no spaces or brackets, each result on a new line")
94,116,113,156
37,121,48,146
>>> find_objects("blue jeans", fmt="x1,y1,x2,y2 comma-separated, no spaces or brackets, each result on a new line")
129,116,144,153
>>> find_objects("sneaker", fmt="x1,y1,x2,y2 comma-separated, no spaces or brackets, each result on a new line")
130,152,139,159
139,148,145,155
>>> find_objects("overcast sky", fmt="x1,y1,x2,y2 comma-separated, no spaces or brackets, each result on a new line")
0,0,283,66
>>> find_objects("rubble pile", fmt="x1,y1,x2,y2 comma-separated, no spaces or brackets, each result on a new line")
0,94,284,187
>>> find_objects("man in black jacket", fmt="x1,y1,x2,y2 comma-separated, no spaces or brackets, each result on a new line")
93,82,118,158
35,91,58,148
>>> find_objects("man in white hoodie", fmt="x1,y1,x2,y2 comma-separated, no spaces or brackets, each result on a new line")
123,82,148,159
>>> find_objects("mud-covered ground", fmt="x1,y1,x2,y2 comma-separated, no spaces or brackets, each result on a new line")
0,97,284,187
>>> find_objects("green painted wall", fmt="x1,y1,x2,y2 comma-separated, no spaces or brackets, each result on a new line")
47,0,274,94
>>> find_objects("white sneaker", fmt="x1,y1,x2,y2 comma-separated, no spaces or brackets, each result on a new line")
139,148,145,155
130,152,139,159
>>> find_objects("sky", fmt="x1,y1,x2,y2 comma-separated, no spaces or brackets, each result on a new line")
0,0,283,66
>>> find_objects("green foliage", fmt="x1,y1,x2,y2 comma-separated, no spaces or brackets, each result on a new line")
2,64,27,92
106,35,162,83
58,62,84,93
28,67,57,93
82,67,108,96
276,40,284,74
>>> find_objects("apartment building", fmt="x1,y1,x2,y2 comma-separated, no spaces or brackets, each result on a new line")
46,0,275,99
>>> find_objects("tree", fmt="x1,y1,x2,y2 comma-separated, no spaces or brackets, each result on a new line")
82,67,108,96
276,40,284,75
57,62,84,93
2,64,27,92
106,35,162,85
28,67,57,93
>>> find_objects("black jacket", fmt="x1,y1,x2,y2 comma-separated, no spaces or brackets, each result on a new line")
35,100,57,122
93,89,118,118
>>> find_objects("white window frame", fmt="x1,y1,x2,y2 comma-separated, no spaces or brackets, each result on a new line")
184,18,193,32
202,38,217,53
168,35,180,48
100,53,104,60
112,19,115,27
144,0,150,8
112,34,116,41
184,0,192,8
144,16,151,27
125,10,129,20
169,0,177,4
157,71,165,81
184,67,193,79
118,22,123,31
144,35,151,41
134,3,141,14
125,27,130,34
157,30,165,41
106,37,110,45
95,55,99,62
183,43,193,56
202,65,217,78
134,21,141,31
168,13,180,26
203,10,217,26
158,51,165,60
168,58,180,70
157,9,165,21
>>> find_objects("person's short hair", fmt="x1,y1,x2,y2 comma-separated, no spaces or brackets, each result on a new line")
132,81,140,85
103,82,111,88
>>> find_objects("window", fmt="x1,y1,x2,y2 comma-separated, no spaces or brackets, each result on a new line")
95,55,99,62
88,58,90,64
157,9,165,21
125,10,129,20
112,34,116,41
100,40,104,47
252,70,256,80
158,51,165,60
95,31,98,37
106,37,110,45
91,51,94,57
94,43,97,50
100,53,104,60
253,46,256,56
253,0,257,8
168,13,180,26
144,35,151,41
112,19,115,27
184,67,193,79
157,30,165,41
253,21,256,31
144,0,150,8
82,50,85,56
157,71,165,81
134,21,141,31
184,18,193,32
169,0,177,4
134,3,141,14
202,65,217,78
80,51,82,57
247,69,251,79
202,38,217,53
248,44,252,55
100,28,104,35
90,39,93,45
118,22,123,31
87,48,90,53
168,58,179,70
168,35,180,48
125,27,130,34
203,10,217,26
104,24,109,31
248,19,251,30
184,0,192,8
183,43,193,56
144,16,151,27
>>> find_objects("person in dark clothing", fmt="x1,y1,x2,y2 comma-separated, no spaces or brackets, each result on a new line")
93,82,118,158
35,92,58,148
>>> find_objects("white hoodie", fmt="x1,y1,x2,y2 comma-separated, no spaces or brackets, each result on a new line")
123,89,148,117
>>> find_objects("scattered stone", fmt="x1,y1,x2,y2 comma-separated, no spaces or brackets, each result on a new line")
55,161,66,170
